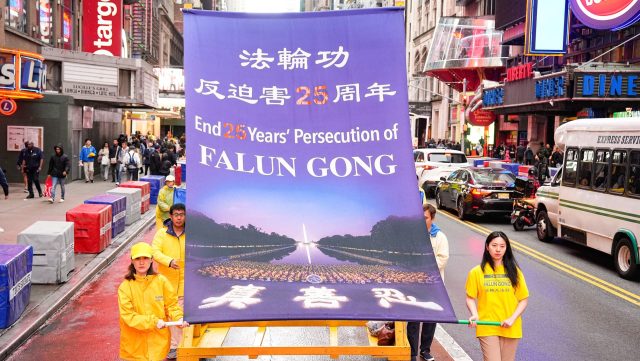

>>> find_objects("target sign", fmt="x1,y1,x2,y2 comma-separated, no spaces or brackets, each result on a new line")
570,0,640,30
0,98,17,116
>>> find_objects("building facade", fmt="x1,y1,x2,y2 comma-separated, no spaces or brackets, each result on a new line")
0,0,186,182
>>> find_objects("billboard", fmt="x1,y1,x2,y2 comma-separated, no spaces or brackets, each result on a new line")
184,9,456,323
525,0,569,55
570,0,640,30
82,0,122,56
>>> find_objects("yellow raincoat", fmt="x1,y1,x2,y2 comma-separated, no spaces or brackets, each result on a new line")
155,185,175,229
118,274,183,361
152,222,186,297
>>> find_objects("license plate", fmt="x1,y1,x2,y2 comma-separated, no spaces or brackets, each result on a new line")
514,211,520,216
497,193,510,199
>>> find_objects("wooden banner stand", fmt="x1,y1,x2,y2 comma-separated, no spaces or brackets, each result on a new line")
178,320,411,360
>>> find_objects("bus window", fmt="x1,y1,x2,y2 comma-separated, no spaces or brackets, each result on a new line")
563,148,578,186
609,150,627,194
578,149,594,188
593,150,610,191
629,151,640,197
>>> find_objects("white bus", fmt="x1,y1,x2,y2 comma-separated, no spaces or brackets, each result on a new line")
535,117,640,279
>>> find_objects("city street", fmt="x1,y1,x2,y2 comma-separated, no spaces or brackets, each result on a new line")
432,201,640,361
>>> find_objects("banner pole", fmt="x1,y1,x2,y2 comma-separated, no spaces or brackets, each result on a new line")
457,320,502,326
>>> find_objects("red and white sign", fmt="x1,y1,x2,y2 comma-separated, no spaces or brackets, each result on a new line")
0,98,18,116
506,63,533,82
570,0,640,30
468,109,496,127
82,0,122,57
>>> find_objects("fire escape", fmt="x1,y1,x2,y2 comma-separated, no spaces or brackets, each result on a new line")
131,0,160,65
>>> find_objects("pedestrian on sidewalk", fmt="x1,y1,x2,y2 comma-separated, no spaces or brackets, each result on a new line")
465,231,529,361
16,141,29,193
79,138,97,183
152,203,186,360
150,144,162,176
109,139,121,183
155,175,176,229
22,141,43,199
143,140,154,175
0,166,9,199
407,203,449,361
118,242,187,361
47,144,70,203
98,141,110,181
124,145,142,181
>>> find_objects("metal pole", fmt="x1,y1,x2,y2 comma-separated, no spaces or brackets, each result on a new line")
461,78,467,155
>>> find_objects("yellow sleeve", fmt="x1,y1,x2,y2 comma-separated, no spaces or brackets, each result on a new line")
152,231,173,267
118,281,158,331
514,269,529,301
163,277,184,321
157,188,171,212
465,267,479,299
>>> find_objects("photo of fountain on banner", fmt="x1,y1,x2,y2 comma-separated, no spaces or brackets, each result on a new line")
183,8,457,324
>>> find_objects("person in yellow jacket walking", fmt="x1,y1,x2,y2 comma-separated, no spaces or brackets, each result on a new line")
155,175,176,229
118,242,188,361
152,203,186,359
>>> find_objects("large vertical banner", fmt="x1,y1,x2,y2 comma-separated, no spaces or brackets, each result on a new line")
184,9,456,323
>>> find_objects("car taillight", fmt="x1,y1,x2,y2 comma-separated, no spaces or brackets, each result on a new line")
422,165,435,170
471,188,489,198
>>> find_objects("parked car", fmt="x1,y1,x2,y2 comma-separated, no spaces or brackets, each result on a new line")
414,148,468,197
435,167,519,220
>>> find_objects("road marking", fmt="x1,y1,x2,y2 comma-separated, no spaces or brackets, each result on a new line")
436,208,640,307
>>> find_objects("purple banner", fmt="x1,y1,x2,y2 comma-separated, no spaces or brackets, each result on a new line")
184,8,456,323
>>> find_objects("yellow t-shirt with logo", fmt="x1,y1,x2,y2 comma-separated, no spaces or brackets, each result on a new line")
465,264,529,338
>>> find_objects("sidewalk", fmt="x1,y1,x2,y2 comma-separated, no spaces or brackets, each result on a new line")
0,179,155,359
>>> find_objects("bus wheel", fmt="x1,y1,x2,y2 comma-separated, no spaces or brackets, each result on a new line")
536,211,553,242
614,237,639,280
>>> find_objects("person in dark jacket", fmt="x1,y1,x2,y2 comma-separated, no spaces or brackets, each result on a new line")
516,144,525,164
550,146,563,168
524,144,534,166
48,144,71,203
0,166,9,199
22,141,44,199
159,152,173,177
16,141,29,193
150,145,163,175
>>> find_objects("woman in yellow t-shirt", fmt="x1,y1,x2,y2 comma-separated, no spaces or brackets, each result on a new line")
465,231,529,361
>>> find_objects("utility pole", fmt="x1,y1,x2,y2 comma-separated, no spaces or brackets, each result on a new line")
461,78,467,156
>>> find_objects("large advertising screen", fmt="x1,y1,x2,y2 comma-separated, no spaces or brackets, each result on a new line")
183,9,456,323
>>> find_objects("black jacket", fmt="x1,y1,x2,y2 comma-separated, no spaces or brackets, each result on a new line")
150,151,162,175
48,146,70,178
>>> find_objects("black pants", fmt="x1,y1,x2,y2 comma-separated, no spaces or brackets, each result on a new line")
525,159,533,165
127,168,139,181
26,168,42,196
144,164,150,175
407,322,437,359
0,167,8,197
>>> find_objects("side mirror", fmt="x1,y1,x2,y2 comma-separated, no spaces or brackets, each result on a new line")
440,177,447,181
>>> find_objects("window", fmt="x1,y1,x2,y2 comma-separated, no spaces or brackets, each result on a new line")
427,153,467,163
629,151,640,197
62,0,73,50
578,149,594,188
609,150,627,194
6,0,27,33
447,170,460,182
563,148,578,186
592,149,610,191
37,0,53,44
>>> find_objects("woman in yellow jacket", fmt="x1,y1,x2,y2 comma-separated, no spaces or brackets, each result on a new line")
155,175,175,229
118,242,188,361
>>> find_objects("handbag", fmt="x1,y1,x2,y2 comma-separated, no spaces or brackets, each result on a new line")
43,175,53,198
110,157,117,164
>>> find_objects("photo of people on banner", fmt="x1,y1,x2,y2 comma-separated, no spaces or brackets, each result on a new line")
184,8,456,323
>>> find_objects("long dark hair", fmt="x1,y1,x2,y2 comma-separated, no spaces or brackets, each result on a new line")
124,261,157,281
481,231,520,288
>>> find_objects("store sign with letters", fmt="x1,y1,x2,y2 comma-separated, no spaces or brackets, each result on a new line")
468,109,496,126
62,82,118,97
570,0,640,30
0,49,46,99
574,72,640,98
82,0,122,56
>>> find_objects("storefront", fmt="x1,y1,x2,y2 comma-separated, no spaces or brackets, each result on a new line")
0,47,159,182
409,101,431,148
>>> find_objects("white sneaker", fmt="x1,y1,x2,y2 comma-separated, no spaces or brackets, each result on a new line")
49,198,54,203
59,199,65,203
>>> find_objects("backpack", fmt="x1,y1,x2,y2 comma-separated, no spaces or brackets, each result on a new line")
127,151,138,169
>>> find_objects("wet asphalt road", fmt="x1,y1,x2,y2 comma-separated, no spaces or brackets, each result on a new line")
431,200,640,361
